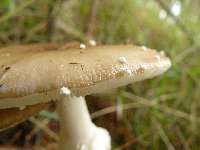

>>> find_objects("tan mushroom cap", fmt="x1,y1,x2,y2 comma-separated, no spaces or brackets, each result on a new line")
0,102,49,131
0,43,171,109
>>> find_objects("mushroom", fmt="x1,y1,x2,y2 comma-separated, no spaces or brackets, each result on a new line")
0,44,171,150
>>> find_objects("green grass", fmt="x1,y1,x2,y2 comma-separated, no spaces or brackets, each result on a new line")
0,0,200,149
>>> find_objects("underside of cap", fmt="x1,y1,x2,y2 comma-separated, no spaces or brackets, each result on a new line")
0,102,50,131
0,43,171,108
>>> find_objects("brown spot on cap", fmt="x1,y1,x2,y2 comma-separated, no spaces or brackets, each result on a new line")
5,66,11,71
136,67,145,74
69,62,80,65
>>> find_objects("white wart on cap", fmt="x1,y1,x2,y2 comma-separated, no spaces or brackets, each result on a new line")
0,44,171,109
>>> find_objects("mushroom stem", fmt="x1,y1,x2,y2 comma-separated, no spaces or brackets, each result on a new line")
57,89,111,150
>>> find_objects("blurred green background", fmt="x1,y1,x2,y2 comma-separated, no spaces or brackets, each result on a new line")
0,0,200,149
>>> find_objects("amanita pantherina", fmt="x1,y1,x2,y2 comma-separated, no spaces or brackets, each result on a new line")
0,43,171,150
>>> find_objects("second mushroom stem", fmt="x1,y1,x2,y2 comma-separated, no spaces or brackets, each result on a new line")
56,87,111,150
